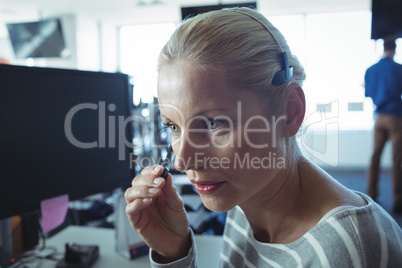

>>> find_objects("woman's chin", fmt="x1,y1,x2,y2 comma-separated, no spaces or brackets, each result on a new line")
200,196,234,213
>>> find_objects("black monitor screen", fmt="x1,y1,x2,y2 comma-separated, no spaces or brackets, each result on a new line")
181,2,257,20
0,64,134,220
371,0,402,39
6,18,68,59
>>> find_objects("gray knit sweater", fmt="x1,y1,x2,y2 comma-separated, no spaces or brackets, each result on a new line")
151,192,402,267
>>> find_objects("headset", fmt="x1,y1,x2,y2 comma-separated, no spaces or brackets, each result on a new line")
232,10,294,86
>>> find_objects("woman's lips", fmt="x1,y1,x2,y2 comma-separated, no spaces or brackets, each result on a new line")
191,180,225,195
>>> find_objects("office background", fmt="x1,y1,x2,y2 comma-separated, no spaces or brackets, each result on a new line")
1,0,402,239
1,0,400,171
1,1,402,266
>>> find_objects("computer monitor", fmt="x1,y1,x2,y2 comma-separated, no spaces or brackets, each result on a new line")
0,64,135,220
181,2,257,20
371,0,402,39
6,18,68,59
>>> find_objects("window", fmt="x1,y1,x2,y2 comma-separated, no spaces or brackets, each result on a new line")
119,22,176,105
268,10,383,131
119,10,400,131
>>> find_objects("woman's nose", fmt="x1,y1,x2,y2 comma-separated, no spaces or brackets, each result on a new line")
173,131,208,172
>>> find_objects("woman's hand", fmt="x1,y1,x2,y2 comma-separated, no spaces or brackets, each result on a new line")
125,165,191,262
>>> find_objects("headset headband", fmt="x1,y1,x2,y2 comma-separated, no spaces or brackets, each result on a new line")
231,9,294,85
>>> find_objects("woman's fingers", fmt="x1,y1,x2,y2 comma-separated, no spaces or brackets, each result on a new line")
125,166,166,203
125,197,153,228
161,174,185,211
123,165,190,258
125,183,162,204
141,165,164,177
124,165,169,228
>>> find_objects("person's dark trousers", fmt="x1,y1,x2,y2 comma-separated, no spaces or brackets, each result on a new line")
367,114,402,210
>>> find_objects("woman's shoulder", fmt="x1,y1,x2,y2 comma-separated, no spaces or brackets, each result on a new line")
323,191,396,223
313,191,401,235
306,191,402,265
223,196,402,266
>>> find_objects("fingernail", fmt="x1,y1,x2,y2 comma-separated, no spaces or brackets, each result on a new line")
143,198,152,203
154,178,164,185
148,188,160,194
152,166,162,174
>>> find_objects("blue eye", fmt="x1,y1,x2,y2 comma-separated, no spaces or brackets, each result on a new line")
208,119,224,130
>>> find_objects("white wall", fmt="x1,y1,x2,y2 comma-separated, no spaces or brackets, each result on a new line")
100,23,119,72
301,130,392,170
75,16,100,71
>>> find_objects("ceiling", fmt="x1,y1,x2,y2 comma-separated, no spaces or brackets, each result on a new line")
0,0,371,23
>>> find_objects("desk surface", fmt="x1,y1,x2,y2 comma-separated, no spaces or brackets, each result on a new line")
29,226,222,268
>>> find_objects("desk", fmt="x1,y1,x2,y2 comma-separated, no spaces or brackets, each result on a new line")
30,226,223,268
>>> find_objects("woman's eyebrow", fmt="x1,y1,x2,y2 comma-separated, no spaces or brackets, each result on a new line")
189,108,229,118
160,115,172,122
160,108,230,123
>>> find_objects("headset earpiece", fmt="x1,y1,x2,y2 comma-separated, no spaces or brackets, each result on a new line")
272,52,294,86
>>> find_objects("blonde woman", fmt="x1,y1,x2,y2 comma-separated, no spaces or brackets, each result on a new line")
125,7,402,267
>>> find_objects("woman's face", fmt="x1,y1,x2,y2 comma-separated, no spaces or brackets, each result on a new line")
157,61,287,212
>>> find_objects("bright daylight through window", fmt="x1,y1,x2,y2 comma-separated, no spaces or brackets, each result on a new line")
119,10,402,131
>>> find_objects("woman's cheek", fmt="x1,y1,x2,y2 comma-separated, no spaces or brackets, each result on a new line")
210,130,234,148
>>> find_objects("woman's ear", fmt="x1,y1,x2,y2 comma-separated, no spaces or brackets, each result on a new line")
283,83,305,137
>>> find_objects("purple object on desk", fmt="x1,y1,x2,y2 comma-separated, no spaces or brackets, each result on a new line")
41,194,69,233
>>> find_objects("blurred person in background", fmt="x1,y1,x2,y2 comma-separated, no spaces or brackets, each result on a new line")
365,38,402,213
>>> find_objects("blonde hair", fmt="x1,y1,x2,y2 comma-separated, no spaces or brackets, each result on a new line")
158,7,306,162
158,7,305,96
